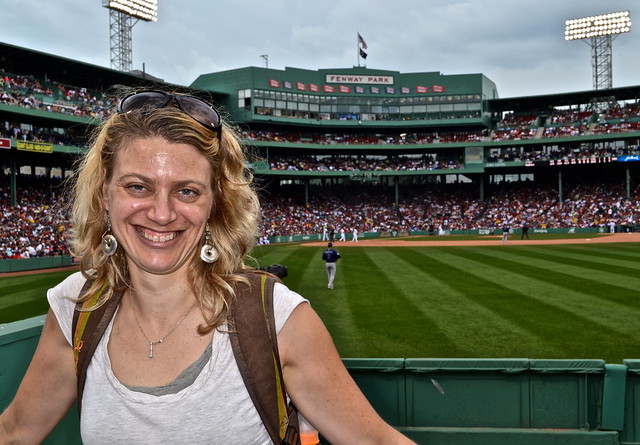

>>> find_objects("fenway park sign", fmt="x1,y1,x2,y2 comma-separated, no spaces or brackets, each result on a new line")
325,74,394,84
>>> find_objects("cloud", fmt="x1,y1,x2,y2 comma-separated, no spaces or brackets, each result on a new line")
1,0,637,96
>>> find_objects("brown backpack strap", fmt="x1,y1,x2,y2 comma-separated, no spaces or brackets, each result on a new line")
228,273,300,445
71,273,300,444
71,279,123,415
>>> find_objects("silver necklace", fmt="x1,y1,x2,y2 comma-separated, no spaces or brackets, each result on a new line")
131,298,196,358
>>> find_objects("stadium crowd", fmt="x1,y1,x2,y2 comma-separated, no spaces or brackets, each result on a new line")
266,154,462,172
3,68,640,152
241,129,487,145
258,180,640,238
1,175,638,259
3,69,640,146
1,72,115,120
2,71,640,258
0,178,69,259
264,144,638,173
492,104,640,142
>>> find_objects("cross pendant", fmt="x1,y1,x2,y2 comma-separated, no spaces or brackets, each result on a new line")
148,340,163,358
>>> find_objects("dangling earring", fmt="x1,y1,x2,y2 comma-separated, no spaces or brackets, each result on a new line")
101,213,118,256
200,224,218,264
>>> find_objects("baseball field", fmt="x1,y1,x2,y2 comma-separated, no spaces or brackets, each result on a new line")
2,232,640,364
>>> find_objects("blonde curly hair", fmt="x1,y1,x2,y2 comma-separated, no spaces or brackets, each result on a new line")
68,92,260,331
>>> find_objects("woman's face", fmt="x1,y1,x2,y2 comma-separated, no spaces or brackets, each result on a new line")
103,136,214,277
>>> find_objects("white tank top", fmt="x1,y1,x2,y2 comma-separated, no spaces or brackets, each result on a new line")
48,272,306,445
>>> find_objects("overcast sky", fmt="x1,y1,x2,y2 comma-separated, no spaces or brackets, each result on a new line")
1,0,638,98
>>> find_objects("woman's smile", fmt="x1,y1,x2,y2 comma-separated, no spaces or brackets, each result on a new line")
103,136,214,276
137,227,179,243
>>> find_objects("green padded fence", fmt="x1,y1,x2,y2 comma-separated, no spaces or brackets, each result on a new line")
404,358,531,429
1,318,638,445
0,316,81,445
395,428,619,445
342,358,406,427
622,359,640,444
528,359,604,430
601,364,627,431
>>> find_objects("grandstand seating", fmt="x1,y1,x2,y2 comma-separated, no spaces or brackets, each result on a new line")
1,45,640,248
3,40,640,445
0,178,69,259
2,175,639,258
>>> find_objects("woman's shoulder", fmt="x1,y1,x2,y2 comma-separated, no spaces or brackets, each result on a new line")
46,270,87,345
272,281,308,333
273,281,305,303
49,270,88,299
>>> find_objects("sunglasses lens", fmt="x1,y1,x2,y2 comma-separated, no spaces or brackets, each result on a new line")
119,91,169,113
117,91,221,133
178,97,221,130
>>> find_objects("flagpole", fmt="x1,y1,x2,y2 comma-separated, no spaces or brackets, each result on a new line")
357,32,360,67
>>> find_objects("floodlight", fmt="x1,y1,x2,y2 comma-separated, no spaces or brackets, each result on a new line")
564,11,632,93
105,0,158,22
565,11,631,40
103,0,158,72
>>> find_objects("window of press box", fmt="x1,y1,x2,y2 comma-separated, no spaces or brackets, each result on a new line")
237,89,251,109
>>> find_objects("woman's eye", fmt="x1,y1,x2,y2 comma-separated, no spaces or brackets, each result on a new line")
178,189,199,198
127,184,147,192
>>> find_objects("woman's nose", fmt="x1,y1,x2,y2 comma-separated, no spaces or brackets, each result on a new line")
147,194,176,224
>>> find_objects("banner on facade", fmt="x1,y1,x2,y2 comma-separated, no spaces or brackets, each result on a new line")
17,140,54,153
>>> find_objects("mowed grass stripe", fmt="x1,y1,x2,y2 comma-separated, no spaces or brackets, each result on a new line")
329,246,453,358
251,243,640,361
555,243,640,264
0,274,69,309
455,250,640,334
536,245,640,271
0,299,49,324
0,272,75,308
251,244,366,352
464,246,640,309
0,271,76,322
407,246,631,360
355,247,465,357
426,247,640,361
295,246,361,350
381,247,563,358
500,246,640,287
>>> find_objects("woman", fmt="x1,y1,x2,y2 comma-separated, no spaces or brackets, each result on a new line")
0,90,415,444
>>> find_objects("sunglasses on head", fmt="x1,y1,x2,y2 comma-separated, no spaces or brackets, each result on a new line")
117,90,222,134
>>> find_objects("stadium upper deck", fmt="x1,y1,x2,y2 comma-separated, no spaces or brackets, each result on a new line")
1,41,639,193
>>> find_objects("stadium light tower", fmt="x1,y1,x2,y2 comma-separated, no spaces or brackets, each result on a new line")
103,0,158,72
565,11,631,91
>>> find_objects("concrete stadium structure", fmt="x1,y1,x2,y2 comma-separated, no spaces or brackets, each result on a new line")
1,41,640,444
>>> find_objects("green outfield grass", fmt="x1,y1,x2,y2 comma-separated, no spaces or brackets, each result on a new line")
404,232,612,241
249,240,640,364
0,270,76,324
2,239,640,363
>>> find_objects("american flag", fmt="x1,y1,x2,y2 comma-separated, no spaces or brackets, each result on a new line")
358,33,368,49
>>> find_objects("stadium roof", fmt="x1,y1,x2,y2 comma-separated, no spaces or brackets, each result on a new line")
0,41,167,91
488,85,640,112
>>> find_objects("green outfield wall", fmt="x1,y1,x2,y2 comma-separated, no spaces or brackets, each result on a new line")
0,228,618,273
1,317,639,445
265,227,615,244
0,256,74,273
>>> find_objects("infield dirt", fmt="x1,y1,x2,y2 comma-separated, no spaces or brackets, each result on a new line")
305,232,640,247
